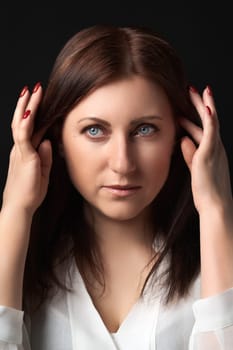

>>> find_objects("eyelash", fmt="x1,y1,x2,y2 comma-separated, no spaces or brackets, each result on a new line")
132,124,159,137
81,123,159,139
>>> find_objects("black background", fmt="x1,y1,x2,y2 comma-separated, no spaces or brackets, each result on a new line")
1,2,232,194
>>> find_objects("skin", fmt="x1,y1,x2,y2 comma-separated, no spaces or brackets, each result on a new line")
61,77,177,329
61,76,176,234
0,74,232,326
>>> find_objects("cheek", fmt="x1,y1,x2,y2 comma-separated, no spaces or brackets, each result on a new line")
63,143,84,176
141,141,174,183
63,142,100,189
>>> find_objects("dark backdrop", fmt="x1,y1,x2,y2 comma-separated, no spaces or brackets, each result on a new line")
1,2,232,194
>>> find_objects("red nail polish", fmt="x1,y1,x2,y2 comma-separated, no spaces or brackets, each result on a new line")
206,85,213,96
19,85,28,97
189,85,198,93
22,110,31,119
206,106,212,115
32,82,41,93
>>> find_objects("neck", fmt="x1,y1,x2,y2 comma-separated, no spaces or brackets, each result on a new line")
84,203,154,254
82,203,157,295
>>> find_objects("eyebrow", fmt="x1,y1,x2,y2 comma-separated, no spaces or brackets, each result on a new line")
77,115,162,127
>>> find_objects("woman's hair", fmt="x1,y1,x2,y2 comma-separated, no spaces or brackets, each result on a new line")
23,24,201,312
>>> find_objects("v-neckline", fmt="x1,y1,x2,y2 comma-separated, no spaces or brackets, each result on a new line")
66,260,162,349
77,267,142,335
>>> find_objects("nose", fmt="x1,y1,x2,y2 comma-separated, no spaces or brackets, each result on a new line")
108,135,136,175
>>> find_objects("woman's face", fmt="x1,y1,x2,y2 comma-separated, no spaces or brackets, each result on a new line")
61,75,176,221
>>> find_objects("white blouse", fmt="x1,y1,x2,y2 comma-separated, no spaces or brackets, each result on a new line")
0,258,233,349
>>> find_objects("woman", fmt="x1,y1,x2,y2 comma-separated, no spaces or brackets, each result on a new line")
0,24,232,349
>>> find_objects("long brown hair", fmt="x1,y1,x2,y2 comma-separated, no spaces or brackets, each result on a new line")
23,24,201,312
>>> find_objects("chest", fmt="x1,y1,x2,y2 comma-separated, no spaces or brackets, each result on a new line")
29,266,199,350
81,246,157,332
84,265,155,333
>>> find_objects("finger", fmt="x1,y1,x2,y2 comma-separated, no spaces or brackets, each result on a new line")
189,86,219,148
13,83,43,159
178,117,203,144
180,136,197,171
11,86,30,130
202,85,220,129
189,86,206,126
14,110,37,159
12,83,42,144
12,83,42,131
37,140,53,179
32,125,49,149
198,105,219,156
25,82,42,115
21,83,43,140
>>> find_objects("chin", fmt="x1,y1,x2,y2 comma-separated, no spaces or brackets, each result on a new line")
95,203,151,222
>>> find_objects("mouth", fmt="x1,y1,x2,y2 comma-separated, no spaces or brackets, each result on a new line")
102,185,142,197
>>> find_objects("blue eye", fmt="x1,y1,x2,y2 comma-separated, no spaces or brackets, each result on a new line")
87,126,103,137
136,124,156,136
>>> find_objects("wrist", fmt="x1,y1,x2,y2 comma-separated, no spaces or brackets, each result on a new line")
198,198,233,221
1,202,36,221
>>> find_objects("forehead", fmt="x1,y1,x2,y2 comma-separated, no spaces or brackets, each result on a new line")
67,75,173,121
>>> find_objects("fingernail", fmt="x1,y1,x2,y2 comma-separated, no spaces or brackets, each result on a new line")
22,110,31,119
19,85,28,97
206,85,213,96
32,82,41,93
189,85,198,93
206,105,212,115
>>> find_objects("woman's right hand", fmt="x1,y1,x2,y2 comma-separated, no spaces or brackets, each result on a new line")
2,83,52,216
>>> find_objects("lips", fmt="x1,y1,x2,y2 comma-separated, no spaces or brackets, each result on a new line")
104,185,141,190
102,184,142,197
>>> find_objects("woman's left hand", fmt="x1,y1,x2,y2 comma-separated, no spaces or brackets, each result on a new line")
179,85,233,214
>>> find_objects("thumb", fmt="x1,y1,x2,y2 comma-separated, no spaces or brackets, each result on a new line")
38,140,53,179
180,137,196,172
